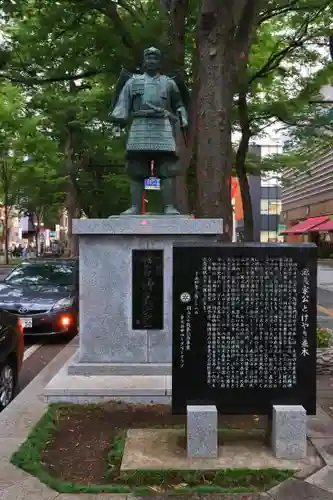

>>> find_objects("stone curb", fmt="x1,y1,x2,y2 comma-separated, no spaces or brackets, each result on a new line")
1,342,333,499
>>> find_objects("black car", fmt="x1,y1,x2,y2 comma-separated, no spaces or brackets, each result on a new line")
0,310,24,410
0,259,78,336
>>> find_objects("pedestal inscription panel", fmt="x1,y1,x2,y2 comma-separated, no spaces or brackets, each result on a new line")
172,243,317,415
132,249,164,330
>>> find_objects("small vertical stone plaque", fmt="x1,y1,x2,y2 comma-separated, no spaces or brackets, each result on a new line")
132,249,164,330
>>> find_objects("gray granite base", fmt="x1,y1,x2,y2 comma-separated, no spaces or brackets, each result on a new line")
44,357,172,405
73,216,222,368
67,350,171,376
272,405,307,459
187,405,218,458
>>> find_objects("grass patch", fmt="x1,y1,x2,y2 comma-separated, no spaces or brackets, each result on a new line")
11,404,294,495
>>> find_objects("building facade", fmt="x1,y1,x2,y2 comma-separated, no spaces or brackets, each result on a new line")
234,176,282,242
281,147,333,255
233,143,283,242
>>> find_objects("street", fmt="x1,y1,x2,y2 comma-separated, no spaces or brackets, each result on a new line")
20,335,75,393
0,265,75,398
317,262,333,330
0,261,332,401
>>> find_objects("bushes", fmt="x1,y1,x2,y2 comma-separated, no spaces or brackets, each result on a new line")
317,327,332,348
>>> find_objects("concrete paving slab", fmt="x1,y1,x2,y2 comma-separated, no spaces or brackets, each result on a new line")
0,438,25,460
0,477,59,500
293,460,324,480
200,496,264,499
0,399,46,438
133,496,200,500
0,461,30,492
134,496,263,500
311,438,333,466
120,428,320,472
307,407,333,439
317,375,333,392
56,495,128,500
0,342,79,498
268,478,333,499
0,344,77,438
306,465,333,493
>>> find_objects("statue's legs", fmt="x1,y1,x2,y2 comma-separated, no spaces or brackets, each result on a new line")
121,156,149,215
121,155,181,216
121,180,144,215
157,156,181,215
160,178,180,215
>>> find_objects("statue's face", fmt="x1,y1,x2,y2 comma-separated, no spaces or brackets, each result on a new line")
144,52,160,72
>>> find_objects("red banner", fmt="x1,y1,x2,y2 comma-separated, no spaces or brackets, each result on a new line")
231,177,238,200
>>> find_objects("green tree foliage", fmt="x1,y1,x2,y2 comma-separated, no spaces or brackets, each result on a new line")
0,83,63,261
233,0,333,240
1,0,333,246
0,0,171,245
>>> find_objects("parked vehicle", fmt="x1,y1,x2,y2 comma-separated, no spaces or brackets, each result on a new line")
0,259,78,337
0,311,24,410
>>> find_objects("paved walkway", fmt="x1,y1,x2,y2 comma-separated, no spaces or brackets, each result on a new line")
318,262,333,293
1,341,333,499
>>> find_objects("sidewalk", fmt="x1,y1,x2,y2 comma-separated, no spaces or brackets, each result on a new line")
1,341,333,499
318,263,333,293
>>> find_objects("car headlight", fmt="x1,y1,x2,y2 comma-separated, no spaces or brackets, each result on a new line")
51,297,74,311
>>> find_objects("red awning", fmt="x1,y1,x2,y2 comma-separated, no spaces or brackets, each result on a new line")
309,219,333,232
280,216,329,235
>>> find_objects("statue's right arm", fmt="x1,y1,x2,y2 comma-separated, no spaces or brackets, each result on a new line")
110,80,132,124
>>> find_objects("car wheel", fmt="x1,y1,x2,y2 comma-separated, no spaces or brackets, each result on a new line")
0,362,15,410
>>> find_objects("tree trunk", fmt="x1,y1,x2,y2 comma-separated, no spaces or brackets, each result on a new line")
160,0,190,213
66,183,80,257
196,0,262,236
34,213,40,257
236,92,254,241
169,0,188,66
64,128,80,257
4,189,9,265
196,2,235,238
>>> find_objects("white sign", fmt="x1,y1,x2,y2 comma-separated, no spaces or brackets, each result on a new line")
144,177,160,190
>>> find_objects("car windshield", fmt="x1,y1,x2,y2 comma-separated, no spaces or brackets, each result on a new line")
5,262,75,286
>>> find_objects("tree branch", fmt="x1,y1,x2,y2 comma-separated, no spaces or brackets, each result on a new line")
115,0,142,20
52,12,86,40
248,7,325,84
84,0,141,62
0,68,104,85
248,41,303,84
236,89,254,241
259,0,332,24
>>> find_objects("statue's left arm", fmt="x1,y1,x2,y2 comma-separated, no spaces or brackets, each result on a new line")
169,79,188,128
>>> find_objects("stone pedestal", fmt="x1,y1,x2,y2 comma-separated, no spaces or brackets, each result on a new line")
187,405,218,458
272,405,307,459
67,216,222,379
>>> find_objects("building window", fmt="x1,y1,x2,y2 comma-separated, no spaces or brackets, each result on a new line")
260,199,282,215
261,231,284,243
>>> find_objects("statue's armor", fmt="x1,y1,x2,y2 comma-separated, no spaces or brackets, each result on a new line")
111,74,186,156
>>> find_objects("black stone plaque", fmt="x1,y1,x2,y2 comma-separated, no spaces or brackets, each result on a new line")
132,249,164,330
172,243,317,415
